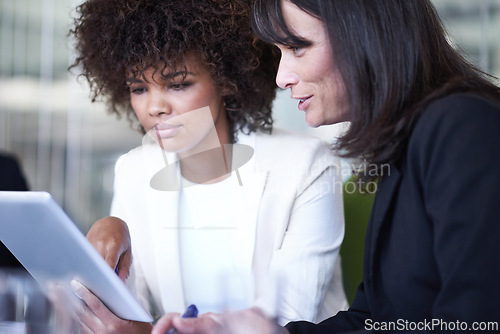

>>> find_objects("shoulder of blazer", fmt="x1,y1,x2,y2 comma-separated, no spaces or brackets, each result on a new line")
406,92,500,190
409,93,500,156
418,92,499,126
115,144,177,174
248,128,339,172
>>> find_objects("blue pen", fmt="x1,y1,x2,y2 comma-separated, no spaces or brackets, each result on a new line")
165,304,198,334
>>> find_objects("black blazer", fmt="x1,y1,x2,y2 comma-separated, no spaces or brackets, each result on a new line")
0,152,29,268
287,94,500,333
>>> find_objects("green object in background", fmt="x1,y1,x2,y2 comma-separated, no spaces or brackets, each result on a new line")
340,176,376,305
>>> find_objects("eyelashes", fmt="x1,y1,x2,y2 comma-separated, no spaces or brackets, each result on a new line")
128,82,193,94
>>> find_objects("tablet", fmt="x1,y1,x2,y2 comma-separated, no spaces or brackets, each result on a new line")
0,191,153,322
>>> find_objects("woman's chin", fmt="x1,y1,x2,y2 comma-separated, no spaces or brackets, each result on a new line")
304,113,324,128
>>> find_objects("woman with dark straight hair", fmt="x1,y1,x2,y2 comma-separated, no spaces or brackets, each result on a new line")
152,0,500,333
253,0,500,173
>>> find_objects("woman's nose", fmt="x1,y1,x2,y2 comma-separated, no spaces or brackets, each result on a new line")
275,57,299,89
148,90,172,116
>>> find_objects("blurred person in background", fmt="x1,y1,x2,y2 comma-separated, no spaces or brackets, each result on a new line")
0,152,29,269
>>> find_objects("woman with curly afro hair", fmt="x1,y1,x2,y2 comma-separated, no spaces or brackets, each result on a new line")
69,0,348,332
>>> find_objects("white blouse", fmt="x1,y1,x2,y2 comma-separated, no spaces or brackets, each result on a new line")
178,173,253,314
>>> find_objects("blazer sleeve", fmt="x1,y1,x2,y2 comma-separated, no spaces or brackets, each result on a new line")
408,94,500,322
257,135,347,325
286,282,371,333
109,154,158,318
271,166,345,324
109,151,167,321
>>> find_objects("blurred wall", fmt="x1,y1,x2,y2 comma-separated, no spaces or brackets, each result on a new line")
1,0,499,232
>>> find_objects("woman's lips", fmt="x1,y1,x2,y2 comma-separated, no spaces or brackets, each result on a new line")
154,124,182,138
297,96,312,111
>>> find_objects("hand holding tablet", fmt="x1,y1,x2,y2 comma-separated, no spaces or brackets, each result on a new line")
0,191,153,322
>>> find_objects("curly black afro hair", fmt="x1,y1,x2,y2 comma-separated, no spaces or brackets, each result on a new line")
70,0,279,141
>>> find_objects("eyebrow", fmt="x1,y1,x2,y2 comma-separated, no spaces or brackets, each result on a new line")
162,71,194,80
125,71,195,84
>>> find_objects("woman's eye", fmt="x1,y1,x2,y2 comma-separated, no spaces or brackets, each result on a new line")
129,87,145,94
170,82,191,90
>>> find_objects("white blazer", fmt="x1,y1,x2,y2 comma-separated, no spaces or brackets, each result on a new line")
110,128,348,324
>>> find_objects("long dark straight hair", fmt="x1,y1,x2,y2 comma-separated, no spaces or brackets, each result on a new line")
252,0,500,173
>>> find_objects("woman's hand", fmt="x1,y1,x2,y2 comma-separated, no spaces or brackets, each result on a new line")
152,312,223,334
152,308,287,334
86,216,131,282
71,280,153,334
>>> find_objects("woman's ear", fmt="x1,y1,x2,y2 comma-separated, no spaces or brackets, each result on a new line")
221,85,234,96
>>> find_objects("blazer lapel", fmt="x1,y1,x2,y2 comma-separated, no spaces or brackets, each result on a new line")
229,134,267,275
232,160,267,274
366,166,402,275
364,164,401,317
143,144,186,312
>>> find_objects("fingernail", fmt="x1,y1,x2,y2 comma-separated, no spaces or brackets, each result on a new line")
70,279,83,291
70,280,84,300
